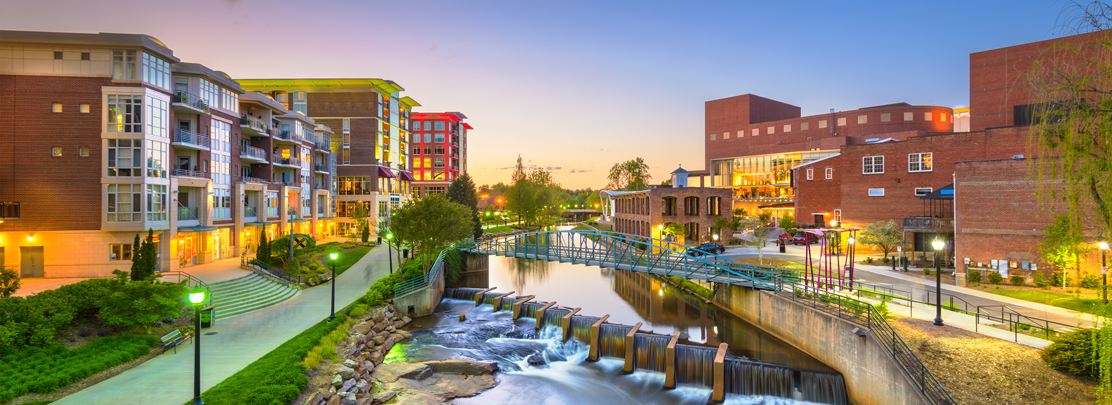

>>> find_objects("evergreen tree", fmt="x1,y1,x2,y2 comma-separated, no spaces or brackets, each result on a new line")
447,173,483,239
143,228,157,275
257,232,269,265
130,233,144,281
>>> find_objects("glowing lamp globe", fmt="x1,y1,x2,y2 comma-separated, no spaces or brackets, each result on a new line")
932,240,945,251
386,233,394,240
1100,241,1110,250
847,237,855,245
188,288,206,305
329,251,339,261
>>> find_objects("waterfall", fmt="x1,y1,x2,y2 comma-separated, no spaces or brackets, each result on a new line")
801,371,848,405
443,287,484,301
598,324,633,359
569,316,600,343
542,309,569,328
481,292,499,306
497,297,519,312
633,333,670,372
519,302,543,319
675,344,716,388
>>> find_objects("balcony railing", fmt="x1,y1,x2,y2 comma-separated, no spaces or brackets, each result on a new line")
241,176,267,184
173,91,210,113
174,168,206,178
274,129,292,141
314,163,329,172
240,145,267,161
902,216,955,232
273,178,299,187
244,206,257,217
315,140,330,151
240,114,267,133
273,157,301,167
173,129,210,149
178,207,199,221
0,201,20,220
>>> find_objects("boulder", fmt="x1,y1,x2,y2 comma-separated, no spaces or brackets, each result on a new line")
356,379,370,394
389,333,403,342
371,311,385,323
331,374,343,388
371,322,386,333
401,315,412,324
527,353,545,366
362,360,376,373
372,391,397,404
353,322,373,335
425,359,499,376
380,340,395,354
327,395,341,405
306,390,323,405
373,362,433,382
372,335,386,345
342,378,356,392
369,351,383,365
458,314,466,321
340,392,358,405
337,365,356,379
393,321,406,329
398,330,412,339
343,359,357,369
387,325,396,333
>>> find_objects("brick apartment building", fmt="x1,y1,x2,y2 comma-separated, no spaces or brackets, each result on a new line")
603,167,733,245
409,112,471,197
236,79,419,237
0,31,338,277
704,94,954,216
790,29,1111,282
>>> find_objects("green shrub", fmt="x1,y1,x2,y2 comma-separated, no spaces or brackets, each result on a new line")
443,249,466,287
0,267,20,297
988,271,1004,285
865,257,874,264
923,268,931,275
667,276,714,300
1080,275,1100,289
1051,272,1067,287
270,234,316,264
1041,329,1097,381
0,334,156,402
1009,275,1026,287
1034,272,1049,288
966,270,982,284
881,257,891,264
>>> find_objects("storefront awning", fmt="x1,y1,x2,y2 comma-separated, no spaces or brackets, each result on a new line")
378,166,396,179
291,219,310,223
758,202,795,209
245,222,268,227
399,171,416,181
178,226,218,233
919,184,954,200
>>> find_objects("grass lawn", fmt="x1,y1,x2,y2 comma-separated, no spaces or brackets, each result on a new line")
984,288,1102,315
733,257,806,271
333,247,372,276
485,225,515,234
0,335,157,403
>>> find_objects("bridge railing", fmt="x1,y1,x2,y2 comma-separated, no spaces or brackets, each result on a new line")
394,238,471,297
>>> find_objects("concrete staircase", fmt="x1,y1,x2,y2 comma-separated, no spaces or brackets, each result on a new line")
207,273,300,320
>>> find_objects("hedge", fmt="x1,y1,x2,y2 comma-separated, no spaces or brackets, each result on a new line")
1041,328,1097,380
0,334,157,402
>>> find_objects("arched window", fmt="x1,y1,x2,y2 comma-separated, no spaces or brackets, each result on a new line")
684,196,700,216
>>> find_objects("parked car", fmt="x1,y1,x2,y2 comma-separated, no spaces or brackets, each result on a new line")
687,243,725,256
790,232,819,245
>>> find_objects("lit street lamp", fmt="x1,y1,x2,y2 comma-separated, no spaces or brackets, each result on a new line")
932,239,945,326
386,233,394,274
1100,241,1109,304
188,288,206,405
328,251,338,321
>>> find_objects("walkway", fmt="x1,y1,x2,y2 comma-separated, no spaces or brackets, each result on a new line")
55,245,393,405
13,277,89,297
14,257,252,298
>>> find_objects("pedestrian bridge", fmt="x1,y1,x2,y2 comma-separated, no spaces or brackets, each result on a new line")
459,230,790,291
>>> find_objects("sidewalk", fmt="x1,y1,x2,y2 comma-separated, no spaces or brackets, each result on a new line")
14,277,89,297
55,245,393,405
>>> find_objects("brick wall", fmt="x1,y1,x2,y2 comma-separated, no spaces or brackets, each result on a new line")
612,186,734,244
954,158,1103,278
307,92,378,118
0,75,126,231
793,155,842,227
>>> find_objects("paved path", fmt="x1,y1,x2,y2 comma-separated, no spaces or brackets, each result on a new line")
14,277,89,297
719,245,1094,329
55,245,393,405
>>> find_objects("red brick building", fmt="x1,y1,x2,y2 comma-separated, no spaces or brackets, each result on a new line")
603,168,733,245
409,112,471,197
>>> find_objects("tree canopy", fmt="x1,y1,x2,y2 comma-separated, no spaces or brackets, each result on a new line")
447,172,483,239
606,157,652,191
505,155,562,225
859,220,902,257
391,193,474,272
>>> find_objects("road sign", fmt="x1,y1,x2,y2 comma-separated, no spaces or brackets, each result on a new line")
294,237,308,249
897,246,902,253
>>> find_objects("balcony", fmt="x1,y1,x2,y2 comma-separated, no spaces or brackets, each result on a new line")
273,157,301,168
240,115,268,137
178,207,199,221
244,206,257,220
902,216,955,233
314,163,329,174
273,128,294,143
273,178,300,187
241,176,268,184
174,168,207,178
240,145,267,164
172,129,210,151
173,91,210,115
315,140,330,152
0,201,20,220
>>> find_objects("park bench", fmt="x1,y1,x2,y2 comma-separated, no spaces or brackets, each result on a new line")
160,328,192,354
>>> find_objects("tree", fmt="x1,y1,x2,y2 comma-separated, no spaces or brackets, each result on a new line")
606,158,652,191
361,224,370,244
734,208,749,217
0,267,20,297
271,234,316,266
662,223,686,241
860,220,902,257
661,178,672,186
740,227,779,265
758,212,772,226
143,228,157,275
1040,214,1093,287
585,190,601,209
447,173,483,239
391,194,474,273
130,233,144,281
778,215,798,231
98,279,187,335
351,203,369,242
256,231,270,265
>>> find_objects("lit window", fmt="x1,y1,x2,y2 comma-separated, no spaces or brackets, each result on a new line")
107,94,142,133
825,167,833,179
881,113,891,122
767,126,774,134
914,187,933,196
862,156,884,174
868,188,885,197
940,113,947,122
107,184,141,222
79,147,89,157
857,115,868,124
834,209,841,222
80,104,90,113
723,132,729,140
752,128,759,136
736,130,744,138
806,168,813,180
109,243,133,261
107,139,142,176
904,112,914,121
924,112,933,121
908,152,933,172
52,103,62,113
783,124,791,133
52,147,62,156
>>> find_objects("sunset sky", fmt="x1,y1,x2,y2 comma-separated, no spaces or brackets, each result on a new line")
1,0,1068,189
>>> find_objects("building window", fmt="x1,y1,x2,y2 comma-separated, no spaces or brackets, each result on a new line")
834,209,842,223
107,139,142,176
433,157,445,168
736,130,744,138
266,192,279,217
710,133,716,141
213,188,230,219
881,113,891,122
53,51,63,60
81,52,90,61
782,124,790,133
343,148,350,165
112,50,137,80
146,141,168,178
221,88,239,113
434,121,445,131
141,52,171,90
51,147,62,156
800,122,809,131
107,94,142,133
338,176,371,195
767,126,774,134
434,133,445,143
723,132,730,140
862,155,884,174
80,104,89,113
109,243,133,261
751,129,758,136
824,167,833,179
835,117,846,126
857,115,868,124
818,120,827,129
52,103,62,113
908,152,933,172
904,112,914,121
868,188,885,197
107,184,141,222
914,187,933,196
924,112,933,121
940,113,947,122
199,79,219,108
145,96,168,138
412,133,420,143
434,146,445,155
147,184,166,221
806,168,814,180
79,147,89,157
343,118,350,133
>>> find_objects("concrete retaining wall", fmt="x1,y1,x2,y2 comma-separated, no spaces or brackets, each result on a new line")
394,261,445,317
714,285,929,405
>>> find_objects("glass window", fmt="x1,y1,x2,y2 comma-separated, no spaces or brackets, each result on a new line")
806,168,813,180
343,118,350,133
423,121,432,130
141,52,171,90
868,188,885,197
862,156,884,174
434,133,445,143
266,192,279,217
412,133,421,143
908,153,933,172
145,96,168,138
146,140,168,178
825,167,833,179
199,79,219,109
112,50,137,80
213,188,230,219
109,243,133,261
146,184,166,221
433,157,445,168
904,112,914,121
434,146,445,155
107,139,142,177
914,187,933,196
107,184,141,222
221,88,239,113
434,121,445,131
107,94,142,133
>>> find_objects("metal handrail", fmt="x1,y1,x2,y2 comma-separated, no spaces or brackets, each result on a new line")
158,270,214,307
173,91,210,113
240,114,267,132
394,238,472,297
241,176,267,184
242,255,301,286
241,145,266,160
274,129,292,141
178,206,199,221
273,157,301,167
173,129,210,148
174,168,206,178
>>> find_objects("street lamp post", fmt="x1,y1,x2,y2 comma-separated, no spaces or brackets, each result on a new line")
328,251,338,321
1099,241,1109,304
932,239,945,326
386,233,394,274
188,288,206,405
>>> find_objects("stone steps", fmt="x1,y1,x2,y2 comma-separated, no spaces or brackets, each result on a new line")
207,273,299,320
